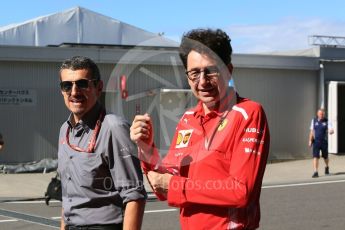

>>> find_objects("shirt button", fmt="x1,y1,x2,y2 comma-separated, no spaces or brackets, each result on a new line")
67,218,70,221
68,177,71,180
69,156,73,159
69,198,72,202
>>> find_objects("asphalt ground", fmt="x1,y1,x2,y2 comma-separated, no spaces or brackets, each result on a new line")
1,180,345,229
260,180,345,230
0,195,179,230
0,154,345,229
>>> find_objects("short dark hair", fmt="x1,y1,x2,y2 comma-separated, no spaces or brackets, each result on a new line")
60,56,101,80
179,28,232,69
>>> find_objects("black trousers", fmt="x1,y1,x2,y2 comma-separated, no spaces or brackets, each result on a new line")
65,223,123,230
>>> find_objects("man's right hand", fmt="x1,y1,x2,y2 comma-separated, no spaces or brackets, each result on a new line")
308,140,313,147
130,114,154,152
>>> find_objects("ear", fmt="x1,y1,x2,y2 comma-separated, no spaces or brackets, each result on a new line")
97,80,103,97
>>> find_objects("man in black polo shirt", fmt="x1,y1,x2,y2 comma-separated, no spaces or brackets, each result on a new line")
58,56,146,230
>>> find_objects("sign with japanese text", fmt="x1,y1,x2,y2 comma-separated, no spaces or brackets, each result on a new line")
0,89,37,106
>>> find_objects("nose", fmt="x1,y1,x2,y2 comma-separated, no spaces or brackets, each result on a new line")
198,71,208,86
70,82,81,96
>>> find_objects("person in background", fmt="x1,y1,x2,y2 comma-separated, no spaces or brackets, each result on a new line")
58,56,146,230
309,108,334,178
131,28,270,230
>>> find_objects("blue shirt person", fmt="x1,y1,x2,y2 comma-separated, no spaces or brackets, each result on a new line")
309,109,334,178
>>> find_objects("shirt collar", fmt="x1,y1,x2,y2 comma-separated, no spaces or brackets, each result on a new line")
316,117,326,122
67,102,102,132
194,88,237,119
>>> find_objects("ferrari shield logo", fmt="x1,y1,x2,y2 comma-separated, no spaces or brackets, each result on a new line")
218,118,228,131
176,129,193,148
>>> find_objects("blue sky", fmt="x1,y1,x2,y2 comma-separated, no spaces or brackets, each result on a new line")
1,0,345,53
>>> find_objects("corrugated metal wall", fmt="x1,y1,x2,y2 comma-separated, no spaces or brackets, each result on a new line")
0,54,321,163
0,60,187,163
233,68,318,160
0,61,65,163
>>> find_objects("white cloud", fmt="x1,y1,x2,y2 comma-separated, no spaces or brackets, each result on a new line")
225,18,345,53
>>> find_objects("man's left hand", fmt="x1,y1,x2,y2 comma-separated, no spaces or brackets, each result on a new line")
147,171,173,195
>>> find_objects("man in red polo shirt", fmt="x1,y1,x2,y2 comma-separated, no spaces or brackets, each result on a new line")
131,28,270,230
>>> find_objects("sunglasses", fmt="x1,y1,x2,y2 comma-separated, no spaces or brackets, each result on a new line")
60,79,98,92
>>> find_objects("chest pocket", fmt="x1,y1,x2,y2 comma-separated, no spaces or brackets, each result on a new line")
73,151,112,191
192,148,231,180
192,128,232,179
208,131,231,160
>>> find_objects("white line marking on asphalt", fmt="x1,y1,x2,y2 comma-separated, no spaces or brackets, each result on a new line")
0,219,18,223
50,209,177,218
145,208,177,213
4,194,156,204
0,209,59,229
263,179,345,189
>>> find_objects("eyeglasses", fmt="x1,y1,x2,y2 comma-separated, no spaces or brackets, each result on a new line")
60,79,98,92
185,66,220,83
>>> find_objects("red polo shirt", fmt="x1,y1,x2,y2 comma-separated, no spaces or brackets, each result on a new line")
141,95,270,230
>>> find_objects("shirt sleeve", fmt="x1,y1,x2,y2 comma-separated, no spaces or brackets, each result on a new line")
138,127,182,201
109,119,147,204
139,145,161,173
167,105,270,208
139,130,180,176
328,120,333,129
310,119,314,130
